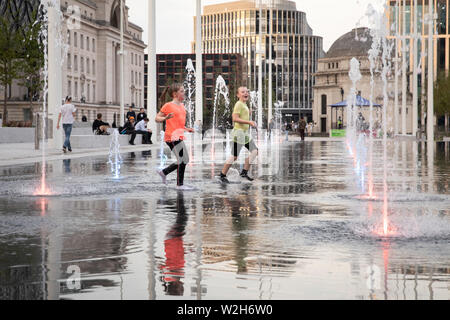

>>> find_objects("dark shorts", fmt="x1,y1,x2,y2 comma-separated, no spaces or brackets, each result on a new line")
232,139,258,158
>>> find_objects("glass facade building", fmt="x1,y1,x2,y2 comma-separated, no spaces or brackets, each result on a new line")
193,0,323,121
387,0,449,74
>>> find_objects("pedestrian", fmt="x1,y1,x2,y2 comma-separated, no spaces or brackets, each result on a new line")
298,116,307,141
155,83,194,190
121,117,137,145
135,117,153,144
126,106,136,121
92,113,110,135
57,96,76,153
219,87,258,184
136,107,147,123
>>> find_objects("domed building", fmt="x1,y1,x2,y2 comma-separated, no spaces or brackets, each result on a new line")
312,27,412,135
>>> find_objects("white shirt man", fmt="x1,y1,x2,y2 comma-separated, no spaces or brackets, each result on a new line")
134,118,153,144
135,119,148,132
57,97,77,152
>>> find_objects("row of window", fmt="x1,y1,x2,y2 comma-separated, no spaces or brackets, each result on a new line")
68,31,96,52
202,10,306,39
131,52,143,67
131,70,143,87
67,54,95,75
67,80,96,103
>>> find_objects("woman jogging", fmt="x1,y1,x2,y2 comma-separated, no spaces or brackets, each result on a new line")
156,83,194,190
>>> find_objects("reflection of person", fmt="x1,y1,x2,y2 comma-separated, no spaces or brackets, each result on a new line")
220,87,258,184
160,192,188,296
156,83,194,190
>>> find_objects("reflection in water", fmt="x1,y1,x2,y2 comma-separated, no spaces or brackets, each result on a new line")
0,141,449,300
160,192,188,296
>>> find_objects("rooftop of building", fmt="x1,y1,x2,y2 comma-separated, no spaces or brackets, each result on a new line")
204,0,298,14
325,27,372,59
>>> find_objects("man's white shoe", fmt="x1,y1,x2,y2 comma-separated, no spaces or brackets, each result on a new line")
157,169,167,185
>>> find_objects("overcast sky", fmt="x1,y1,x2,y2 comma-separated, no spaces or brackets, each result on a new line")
127,0,385,54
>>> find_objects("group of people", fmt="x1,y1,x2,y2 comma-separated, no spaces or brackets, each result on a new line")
58,83,260,190
281,118,315,141
57,100,153,153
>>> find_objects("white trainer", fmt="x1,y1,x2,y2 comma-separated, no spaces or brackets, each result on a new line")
157,169,167,185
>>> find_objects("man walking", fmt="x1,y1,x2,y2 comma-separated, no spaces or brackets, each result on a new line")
219,87,258,183
57,96,76,153
299,116,307,141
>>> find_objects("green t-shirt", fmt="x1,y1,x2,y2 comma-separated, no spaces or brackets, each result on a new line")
232,101,251,144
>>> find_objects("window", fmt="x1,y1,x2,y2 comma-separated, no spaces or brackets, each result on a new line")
87,84,90,102
86,37,90,51
80,34,84,49
67,30,71,45
92,39,95,52
92,60,96,75
321,94,327,115
68,80,71,96
74,81,78,99
81,57,84,72
67,53,71,69
86,58,90,74
74,32,77,47
74,55,78,71
93,84,96,102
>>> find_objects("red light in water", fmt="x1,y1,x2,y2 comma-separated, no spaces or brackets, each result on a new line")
33,179,53,196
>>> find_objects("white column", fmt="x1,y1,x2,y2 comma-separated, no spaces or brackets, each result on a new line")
394,0,399,135
196,0,203,126
120,0,125,126
257,0,263,130
401,0,407,135
48,0,63,150
427,3,435,142
412,0,418,137
268,2,273,127
148,0,157,135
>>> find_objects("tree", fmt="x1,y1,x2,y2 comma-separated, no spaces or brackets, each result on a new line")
0,5,22,126
434,72,450,131
17,9,44,119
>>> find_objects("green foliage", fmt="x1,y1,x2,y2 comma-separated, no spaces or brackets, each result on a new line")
0,3,23,125
0,1,44,126
434,72,450,117
17,9,45,106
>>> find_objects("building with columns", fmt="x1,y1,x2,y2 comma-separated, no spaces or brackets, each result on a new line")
0,0,146,126
313,28,413,135
193,0,323,123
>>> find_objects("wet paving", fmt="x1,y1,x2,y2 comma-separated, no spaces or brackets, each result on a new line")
0,139,449,300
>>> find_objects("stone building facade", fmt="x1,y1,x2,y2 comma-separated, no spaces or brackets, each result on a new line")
312,27,413,135
0,0,146,126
